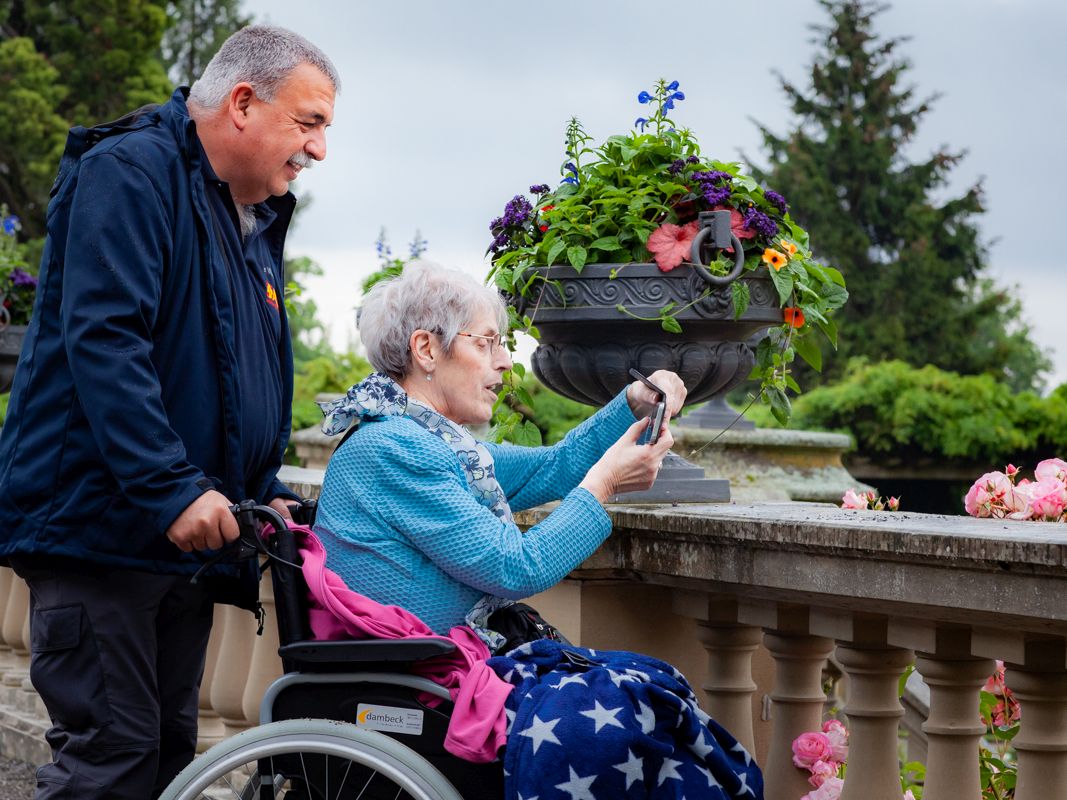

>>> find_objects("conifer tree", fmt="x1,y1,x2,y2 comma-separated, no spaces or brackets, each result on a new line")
753,0,1048,392
160,0,251,88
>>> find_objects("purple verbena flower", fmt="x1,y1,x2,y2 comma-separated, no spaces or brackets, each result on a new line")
743,207,779,239
529,184,550,195
501,195,533,227
765,190,788,215
10,268,37,288
490,232,510,253
702,185,731,206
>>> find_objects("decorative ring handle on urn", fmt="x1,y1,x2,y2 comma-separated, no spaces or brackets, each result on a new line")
689,210,745,287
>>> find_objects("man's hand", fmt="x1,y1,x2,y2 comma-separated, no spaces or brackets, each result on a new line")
166,490,240,553
268,497,296,522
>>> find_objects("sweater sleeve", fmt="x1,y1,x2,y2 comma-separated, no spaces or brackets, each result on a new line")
340,423,613,599
485,389,637,512
61,151,208,534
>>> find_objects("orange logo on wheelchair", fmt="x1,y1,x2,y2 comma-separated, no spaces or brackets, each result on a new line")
265,280,279,310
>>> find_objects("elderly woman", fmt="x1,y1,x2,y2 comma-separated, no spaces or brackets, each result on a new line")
313,262,762,800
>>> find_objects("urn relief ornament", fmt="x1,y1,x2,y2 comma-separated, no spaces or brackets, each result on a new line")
485,82,848,500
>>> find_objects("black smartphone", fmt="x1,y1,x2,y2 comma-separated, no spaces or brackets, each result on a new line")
628,368,667,445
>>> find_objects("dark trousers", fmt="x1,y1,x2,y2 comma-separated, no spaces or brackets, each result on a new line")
11,559,215,800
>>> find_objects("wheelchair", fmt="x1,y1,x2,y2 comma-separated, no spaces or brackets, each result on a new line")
161,501,505,800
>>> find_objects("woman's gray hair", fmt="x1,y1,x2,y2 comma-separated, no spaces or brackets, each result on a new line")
188,25,340,108
359,261,509,379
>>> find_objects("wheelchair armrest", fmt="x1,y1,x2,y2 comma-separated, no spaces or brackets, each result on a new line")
278,637,457,667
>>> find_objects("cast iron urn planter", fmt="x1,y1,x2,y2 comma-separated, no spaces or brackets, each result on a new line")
519,212,783,502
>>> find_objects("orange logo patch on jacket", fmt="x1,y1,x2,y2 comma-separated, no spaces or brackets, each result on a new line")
265,280,279,310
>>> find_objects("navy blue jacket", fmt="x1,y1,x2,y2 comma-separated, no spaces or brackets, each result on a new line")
0,89,296,585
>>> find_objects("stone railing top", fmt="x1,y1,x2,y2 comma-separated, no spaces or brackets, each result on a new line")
519,501,1067,636
674,427,854,450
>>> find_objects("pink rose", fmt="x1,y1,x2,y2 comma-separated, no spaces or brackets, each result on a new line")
808,759,837,788
792,731,833,770
1036,458,1067,483
841,488,867,510
802,776,844,800
822,719,849,763
963,471,1029,519
1023,477,1067,521
904,791,917,800
647,221,700,272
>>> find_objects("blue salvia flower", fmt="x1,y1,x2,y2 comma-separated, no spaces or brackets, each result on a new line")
2,216,19,236
671,91,685,101
564,162,578,176
560,176,578,185
634,117,648,132
663,98,675,111
408,231,428,259
666,80,680,91
637,91,652,104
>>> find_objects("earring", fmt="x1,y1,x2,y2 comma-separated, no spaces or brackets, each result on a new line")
426,373,432,381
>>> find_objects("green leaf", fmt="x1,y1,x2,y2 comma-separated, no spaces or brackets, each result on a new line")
824,266,846,287
768,386,792,425
511,362,526,378
731,282,750,320
793,334,823,372
769,266,794,306
567,245,588,270
515,420,543,446
545,239,567,266
660,315,683,334
589,236,623,251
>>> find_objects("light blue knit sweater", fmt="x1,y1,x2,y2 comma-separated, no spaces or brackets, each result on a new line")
314,389,637,633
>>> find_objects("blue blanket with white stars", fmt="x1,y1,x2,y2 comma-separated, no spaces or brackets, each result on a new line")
488,640,763,800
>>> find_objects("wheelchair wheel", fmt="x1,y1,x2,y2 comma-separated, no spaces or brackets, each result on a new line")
160,718,464,800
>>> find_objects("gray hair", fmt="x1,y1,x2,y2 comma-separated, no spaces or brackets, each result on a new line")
359,261,508,379
188,25,340,108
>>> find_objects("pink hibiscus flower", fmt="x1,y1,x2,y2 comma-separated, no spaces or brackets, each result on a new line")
647,221,699,272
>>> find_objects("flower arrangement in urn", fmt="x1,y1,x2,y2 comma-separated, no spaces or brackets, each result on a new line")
486,80,849,422
0,207,38,329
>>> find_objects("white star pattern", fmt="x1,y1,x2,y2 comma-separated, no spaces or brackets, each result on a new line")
608,670,639,688
625,668,651,682
635,700,656,734
554,672,589,690
579,700,625,733
516,793,538,800
735,770,756,797
657,757,683,786
518,715,562,754
689,730,714,760
613,748,645,790
695,764,722,789
555,766,597,800
502,668,516,683
731,742,753,767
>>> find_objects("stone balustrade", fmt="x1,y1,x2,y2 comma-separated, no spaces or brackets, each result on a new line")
0,466,1064,800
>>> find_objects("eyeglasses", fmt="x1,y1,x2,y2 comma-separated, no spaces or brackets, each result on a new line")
455,331,503,353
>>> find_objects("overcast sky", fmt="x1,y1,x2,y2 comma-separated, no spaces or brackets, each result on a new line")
244,0,1067,390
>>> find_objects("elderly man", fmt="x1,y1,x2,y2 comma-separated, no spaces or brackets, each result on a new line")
0,25,338,799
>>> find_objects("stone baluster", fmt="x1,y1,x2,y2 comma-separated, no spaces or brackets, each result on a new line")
1002,638,1067,800
2,576,31,686
242,570,283,727
762,631,836,800
196,605,227,752
811,612,913,800
0,568,15,672
695,621,762,754
889,622,992,800
208,604,257,737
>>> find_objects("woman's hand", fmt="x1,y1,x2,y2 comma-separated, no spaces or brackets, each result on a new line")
579,417,675,502
626,370,687,421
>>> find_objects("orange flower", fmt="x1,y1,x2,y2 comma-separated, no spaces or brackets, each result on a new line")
762,248,788,271
783,307,805,328
780,241,798,256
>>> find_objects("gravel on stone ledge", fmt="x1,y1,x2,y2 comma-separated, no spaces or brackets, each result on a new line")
0,755,35,800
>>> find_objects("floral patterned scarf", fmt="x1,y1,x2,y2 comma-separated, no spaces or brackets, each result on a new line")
318,372,512,650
